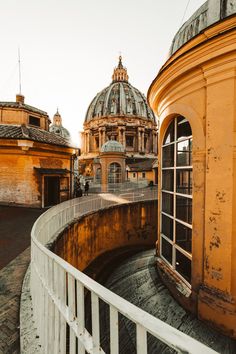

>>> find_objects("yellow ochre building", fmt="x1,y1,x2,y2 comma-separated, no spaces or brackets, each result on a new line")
0,94,76,208
148,0,236,337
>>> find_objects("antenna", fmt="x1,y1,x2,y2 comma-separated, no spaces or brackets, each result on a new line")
18,47,22,94
180,0,191,27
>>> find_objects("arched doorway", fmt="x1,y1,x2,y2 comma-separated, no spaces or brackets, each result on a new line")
161,116,192,284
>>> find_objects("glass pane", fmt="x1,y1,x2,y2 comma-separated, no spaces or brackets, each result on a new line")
176,222,192,253
163,121,174,145
177,139,192,166
175,249,191,283
177,116,192,140
162,144,174,168
109,163,121,173
176,196,192,224
162,192,173,216
176,169,192,195
161,214,173,240
162,170,174,191
161,238,173,264
108,163,121,184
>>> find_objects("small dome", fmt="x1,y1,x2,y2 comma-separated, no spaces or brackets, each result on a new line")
50,125,70,140
85,57,156,123
101,139,125,153
49,109,71,141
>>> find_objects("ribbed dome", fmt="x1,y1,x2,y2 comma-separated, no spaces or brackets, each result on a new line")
85,57,156,123
101,139,125,153
50,125,70,140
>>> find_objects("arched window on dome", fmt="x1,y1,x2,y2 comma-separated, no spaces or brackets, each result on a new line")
108,163,122,184
161,116,192,285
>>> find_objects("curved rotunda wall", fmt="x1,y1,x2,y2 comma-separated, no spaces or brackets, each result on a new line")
51,200,157,273
148,1,236,338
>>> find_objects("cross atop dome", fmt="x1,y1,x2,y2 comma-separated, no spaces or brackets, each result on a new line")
112,56,129,83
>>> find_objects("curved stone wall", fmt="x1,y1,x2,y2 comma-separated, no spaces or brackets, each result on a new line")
148,11,236,338
51,200,157,272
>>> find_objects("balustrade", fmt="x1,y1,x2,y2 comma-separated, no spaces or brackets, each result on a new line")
30,189,217,354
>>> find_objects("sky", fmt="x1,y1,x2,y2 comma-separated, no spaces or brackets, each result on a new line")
0,0,206,145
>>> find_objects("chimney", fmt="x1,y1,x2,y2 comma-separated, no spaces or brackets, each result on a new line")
16,94,25,104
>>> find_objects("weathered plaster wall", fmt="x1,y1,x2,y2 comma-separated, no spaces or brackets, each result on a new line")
0,106,48,130
128,170,154,183
0,141,73,207
148,15,236,337
52,200,157,272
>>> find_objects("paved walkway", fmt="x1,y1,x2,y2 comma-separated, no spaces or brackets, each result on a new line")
0,206,43,269
0,206,43,354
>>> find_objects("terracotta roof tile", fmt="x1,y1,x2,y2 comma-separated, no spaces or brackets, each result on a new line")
0,124,71,147
0,102,48,115
127,159,155,172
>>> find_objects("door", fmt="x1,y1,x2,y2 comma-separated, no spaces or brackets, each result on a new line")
44,176,60,207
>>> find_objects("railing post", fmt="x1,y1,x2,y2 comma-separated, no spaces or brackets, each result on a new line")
58,267,66,354
136,324,147,354
76,280,85,354
91,292,100,354
68,274,76,354
110,306,119,354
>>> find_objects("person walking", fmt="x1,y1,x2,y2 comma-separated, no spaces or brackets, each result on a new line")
84,181,89,196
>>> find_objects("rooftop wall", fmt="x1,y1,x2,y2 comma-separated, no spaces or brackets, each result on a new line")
51,200,158,272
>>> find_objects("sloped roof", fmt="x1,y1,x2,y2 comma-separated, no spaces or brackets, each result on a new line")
127,159,156,172
0,102,48,115
0,124,71,147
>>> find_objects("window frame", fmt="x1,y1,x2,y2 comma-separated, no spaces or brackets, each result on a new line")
29,115,41,127
160,116,193,286
108,162,122,184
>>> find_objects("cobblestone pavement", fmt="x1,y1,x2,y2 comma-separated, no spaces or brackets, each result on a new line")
0,206,43,269
0,206,44,354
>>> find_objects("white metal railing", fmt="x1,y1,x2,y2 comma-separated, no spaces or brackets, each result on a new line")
82,179,150,194
30,188,218,354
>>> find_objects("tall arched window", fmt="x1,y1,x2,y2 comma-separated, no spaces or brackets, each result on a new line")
161,116,192,284
108,163,122,184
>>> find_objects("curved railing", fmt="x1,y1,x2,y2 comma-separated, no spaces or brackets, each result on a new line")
31,189,218,354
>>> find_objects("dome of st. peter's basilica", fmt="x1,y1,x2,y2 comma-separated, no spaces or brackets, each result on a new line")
80,56,158,170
